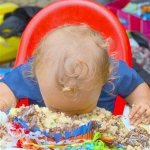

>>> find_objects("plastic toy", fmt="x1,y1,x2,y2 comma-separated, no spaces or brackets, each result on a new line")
15,0,132,115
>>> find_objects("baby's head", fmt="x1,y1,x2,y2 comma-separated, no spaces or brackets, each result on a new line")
33,25,110,114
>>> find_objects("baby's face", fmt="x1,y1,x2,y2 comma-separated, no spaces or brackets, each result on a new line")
37,71,102,114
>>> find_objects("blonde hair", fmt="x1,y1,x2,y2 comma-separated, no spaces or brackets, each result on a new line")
32,25,115,96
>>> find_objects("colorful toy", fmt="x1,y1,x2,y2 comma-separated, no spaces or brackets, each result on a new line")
107,1,150,41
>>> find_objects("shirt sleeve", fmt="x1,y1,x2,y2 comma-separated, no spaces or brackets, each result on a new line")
0,59,43,102
116,60,144,98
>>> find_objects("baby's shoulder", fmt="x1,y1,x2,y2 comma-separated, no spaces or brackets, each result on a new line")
115,60,133,77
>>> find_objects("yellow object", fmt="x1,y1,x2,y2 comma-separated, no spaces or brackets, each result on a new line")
0,36,20,62
0,15,4,24
0,2,18,24
0,2,19,63
0,2,18,15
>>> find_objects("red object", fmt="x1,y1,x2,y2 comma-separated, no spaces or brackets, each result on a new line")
106,0,130,9
16,139,22,148
16,98,29,108
15,0,132,115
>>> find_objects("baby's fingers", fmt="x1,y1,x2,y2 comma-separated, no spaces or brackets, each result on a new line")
143,109,150,124
142,118,150,125
133,115,145,125
129,106,146,125
129,105,140,120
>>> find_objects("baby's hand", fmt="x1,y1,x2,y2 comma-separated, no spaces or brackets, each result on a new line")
129,102,150,125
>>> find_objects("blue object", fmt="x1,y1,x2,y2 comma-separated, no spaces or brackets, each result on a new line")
31,126,40,132
142,13,150,20
14,117,28,129
65,130,72,139
73,127,81,137
116,144,125,150
0,58,144,112
43,130,52,138
0,68,11,76
119,18,129,26
54,132,63,143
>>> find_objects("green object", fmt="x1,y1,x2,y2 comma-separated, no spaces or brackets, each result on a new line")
123,2,138,14
93,132,102,141
82,132,122,150
127,32,132,38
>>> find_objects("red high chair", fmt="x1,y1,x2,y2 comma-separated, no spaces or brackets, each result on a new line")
15,0,132,115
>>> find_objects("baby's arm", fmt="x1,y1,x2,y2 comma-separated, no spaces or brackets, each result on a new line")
125,82,150,125
116,60,150,125
0,82,18,111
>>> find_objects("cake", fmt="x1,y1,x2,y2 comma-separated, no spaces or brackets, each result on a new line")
0,105,150,150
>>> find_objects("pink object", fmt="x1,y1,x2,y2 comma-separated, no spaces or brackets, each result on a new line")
107,0,130,9
108,6,150,41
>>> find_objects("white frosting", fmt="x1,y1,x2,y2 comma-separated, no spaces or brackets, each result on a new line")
0,111,8,124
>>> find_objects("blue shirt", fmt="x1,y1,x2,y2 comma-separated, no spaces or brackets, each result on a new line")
0,59,144,112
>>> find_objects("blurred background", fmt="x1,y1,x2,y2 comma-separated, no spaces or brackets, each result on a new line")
0,0,149,86
0,0,54,7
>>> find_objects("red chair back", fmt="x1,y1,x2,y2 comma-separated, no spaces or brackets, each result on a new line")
15,0,132,115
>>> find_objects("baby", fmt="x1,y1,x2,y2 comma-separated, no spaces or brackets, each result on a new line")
0,25,150,125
